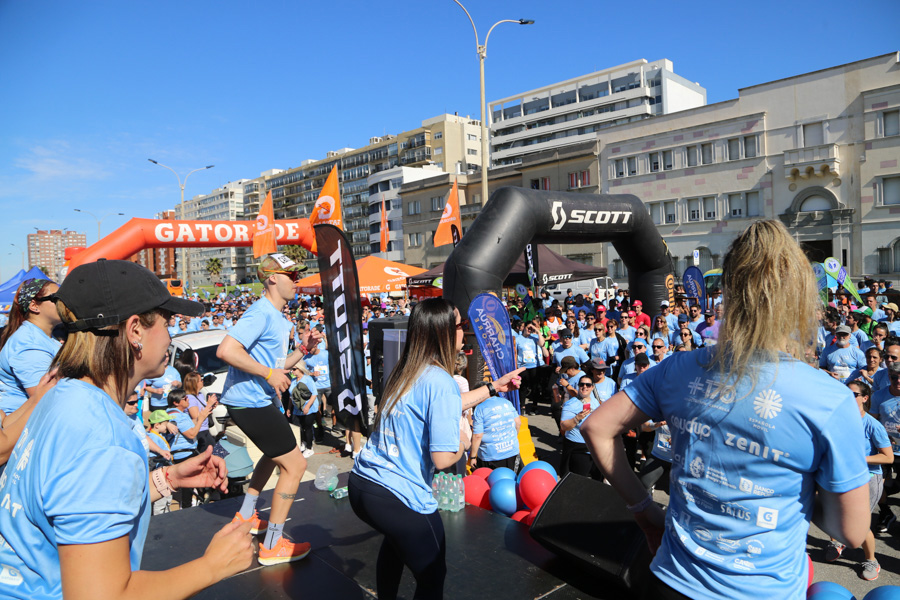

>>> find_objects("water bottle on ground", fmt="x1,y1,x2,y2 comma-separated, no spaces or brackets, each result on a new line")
315,463,339,491
330,486,348,499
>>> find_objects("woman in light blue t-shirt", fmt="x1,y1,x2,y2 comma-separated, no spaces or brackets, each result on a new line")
583,221,872,600
350,298,523,600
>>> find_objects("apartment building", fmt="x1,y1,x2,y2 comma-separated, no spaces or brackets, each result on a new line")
245,114,482,272
176,180,247,286
489,59,705,168
127,210,177,279
594,52,900,281
27,229,87,279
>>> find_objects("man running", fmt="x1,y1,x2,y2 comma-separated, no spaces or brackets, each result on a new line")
217,253,320,565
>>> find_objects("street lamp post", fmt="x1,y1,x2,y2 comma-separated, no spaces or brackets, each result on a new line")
9,244,24,270
148,159,214,289
73,209,125,243
453,1,533,206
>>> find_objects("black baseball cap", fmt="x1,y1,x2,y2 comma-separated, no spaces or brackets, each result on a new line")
55,259,203,332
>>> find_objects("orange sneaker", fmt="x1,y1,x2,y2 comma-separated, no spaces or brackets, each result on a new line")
232,510,268,535
258,536,311,566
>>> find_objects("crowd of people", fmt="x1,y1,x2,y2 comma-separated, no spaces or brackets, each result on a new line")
2,223,900,597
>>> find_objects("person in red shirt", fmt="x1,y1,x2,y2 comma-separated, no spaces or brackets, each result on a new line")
633,300,651,329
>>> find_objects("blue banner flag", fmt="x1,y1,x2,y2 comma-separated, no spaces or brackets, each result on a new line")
683,266,707,310
468,293,521,413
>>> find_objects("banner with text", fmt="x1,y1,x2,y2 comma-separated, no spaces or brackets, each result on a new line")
315,224,369,435
682,266,706,309
468,292,520,413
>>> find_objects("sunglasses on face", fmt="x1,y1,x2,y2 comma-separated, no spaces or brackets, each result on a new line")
125,400,139,406
274,270,302,282
851,391,865,397
652,344,665,349
456,319,469,330
578,383,593,388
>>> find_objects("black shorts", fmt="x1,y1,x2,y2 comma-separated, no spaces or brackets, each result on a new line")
226,402,297,458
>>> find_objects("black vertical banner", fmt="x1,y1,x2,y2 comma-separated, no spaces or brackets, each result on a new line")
525,242,540,295
314,224,369,436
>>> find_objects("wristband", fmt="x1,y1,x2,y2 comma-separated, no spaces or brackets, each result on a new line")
486,381,498,397
151,467,174,498
626,493,653,513
265,367,273,381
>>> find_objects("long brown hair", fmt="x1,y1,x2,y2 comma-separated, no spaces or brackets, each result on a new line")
708,220,818,390
375,298,458,431
52,301,164,405
0,280,55,349
183,371,203,396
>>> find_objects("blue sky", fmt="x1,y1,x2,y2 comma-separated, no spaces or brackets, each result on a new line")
1,0,897,280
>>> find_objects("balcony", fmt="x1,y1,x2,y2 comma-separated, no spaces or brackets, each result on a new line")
783,143,840,181
402,149,432,165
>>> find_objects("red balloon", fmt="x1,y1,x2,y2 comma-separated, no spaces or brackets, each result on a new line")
463,475,491,510
806,554,813,588
524,506,540,526
511,510,530,522
471,467,493,480
519,469,557,510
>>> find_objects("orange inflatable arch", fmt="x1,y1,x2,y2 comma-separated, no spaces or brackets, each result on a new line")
67,218,318,270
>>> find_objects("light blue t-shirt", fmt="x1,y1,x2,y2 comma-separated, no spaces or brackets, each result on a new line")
167,408,198,460
847,365,884,390
515,333,541,370
305,351,331,390
862,413,891,475
0,321,61,414
820,346,866,383
871,368,893,393
620,355,656,377
290,375,319,414
561,395,600,444
146,365,181,410
221,296,291,409
591,376,617,403
353,366,461,513
0,379,150,600
472,397,520,461
618,326,637,343
623,348,869,600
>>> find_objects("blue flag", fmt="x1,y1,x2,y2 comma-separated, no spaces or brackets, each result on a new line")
683,266,707,310
468,293,521,413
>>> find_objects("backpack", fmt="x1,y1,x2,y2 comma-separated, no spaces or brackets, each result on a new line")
291,380,313,410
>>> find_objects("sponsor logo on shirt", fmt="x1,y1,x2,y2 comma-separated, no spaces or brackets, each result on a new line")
746,539,765,556
689,456,705,478
724,432,790,462
753,389,783,420
693,527,713,542
719,500,752,521
715,536,742,553
757,506,779,530
738,476,775,497
0,564,23,586
733,558,756,571
670,416,712,440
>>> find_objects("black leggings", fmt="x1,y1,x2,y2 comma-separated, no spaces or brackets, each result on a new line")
560,438,604,481
348,472,446,600
294,413,316,449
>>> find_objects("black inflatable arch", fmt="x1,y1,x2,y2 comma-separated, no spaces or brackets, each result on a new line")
443,187,674,317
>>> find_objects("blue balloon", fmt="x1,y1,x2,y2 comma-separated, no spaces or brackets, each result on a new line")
807,581,853,599
489,479,518,516
864,587,900,600
811,593,855,600
516,461,558,483
487,467,516,487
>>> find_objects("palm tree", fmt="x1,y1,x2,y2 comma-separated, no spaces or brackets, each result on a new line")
205,257,223,283
278,244,308,264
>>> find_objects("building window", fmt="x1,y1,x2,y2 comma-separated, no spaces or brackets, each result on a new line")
614,159,625,178
612,259,628,279
802,121,824,147
541,177,551,191
568,170,591,189
407,200,421,215
727,138,741,161
879,175,900,206
648,152,660,172
433,132,443,140
431,197,443,211
648,200,677,225
687,198,701,222
663,150,673,170
884,110,900,137
687,146,699,167
581,170,590,187
744,135,758,158
467,148,478,155
434,147,443,155
467,133,478,141
627,157,637,176
568,172,578,189
408,232,423,247
703,196,716,220
700,143,713,165
698,247,713,272
530,179,540,190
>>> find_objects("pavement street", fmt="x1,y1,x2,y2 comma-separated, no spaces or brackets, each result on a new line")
226,404,900,597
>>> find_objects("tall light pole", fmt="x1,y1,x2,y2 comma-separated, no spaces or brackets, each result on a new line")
9,244,24,270
453,1,533,206
73,209,125,243
148,159,214,288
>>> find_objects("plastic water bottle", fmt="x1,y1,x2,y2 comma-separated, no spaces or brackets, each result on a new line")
456,475,466,512
432,474,440,501
330,486,348,499
314,464,338,491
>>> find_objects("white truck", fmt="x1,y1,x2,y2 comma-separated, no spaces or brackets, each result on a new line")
544,276,617,305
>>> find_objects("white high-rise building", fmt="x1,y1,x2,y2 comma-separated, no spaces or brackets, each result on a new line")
489,58,706,169
177,180,247,286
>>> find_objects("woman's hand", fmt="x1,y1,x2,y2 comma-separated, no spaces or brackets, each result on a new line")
634,501,665,555
493,367,525,393
201,519,254,582
168,446,229,493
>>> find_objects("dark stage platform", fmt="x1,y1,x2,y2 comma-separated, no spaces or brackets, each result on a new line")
142,473,632,599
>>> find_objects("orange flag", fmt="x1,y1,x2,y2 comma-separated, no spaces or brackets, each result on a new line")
433,178,462,247
252,190,277,257
380,196,389,253
309,165,343,230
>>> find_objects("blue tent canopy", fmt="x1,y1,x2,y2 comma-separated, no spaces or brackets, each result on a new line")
0,267,51,313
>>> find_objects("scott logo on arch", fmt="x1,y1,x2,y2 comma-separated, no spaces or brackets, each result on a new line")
550,201,633,231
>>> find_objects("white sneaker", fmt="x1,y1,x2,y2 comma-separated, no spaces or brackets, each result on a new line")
303,448,315,458
299,443,307,452
344,443,352,454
